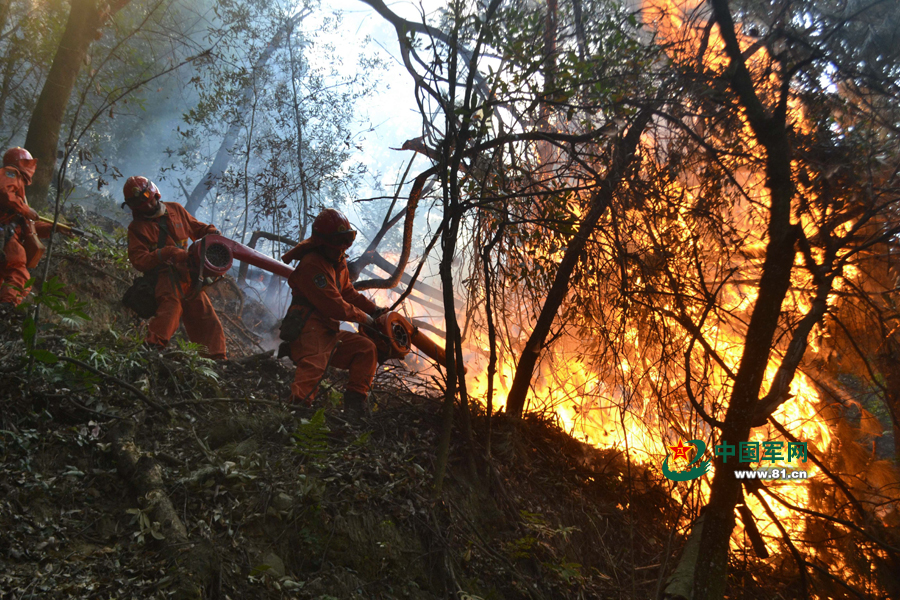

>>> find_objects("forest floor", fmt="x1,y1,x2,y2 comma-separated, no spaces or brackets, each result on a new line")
0,219,800,599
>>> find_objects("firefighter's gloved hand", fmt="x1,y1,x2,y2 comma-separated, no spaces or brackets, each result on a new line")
158,247,188,263
363,314,376,328
372,307,389,319
23,207,39,221
207,227,220,236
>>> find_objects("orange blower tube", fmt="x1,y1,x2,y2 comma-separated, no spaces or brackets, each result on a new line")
410,328,448,367
188,234,294,279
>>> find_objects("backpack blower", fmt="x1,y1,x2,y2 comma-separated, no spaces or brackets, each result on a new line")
360,310,460,370
187,234,455,369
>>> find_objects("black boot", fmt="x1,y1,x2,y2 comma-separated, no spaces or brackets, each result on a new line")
342,390,367,420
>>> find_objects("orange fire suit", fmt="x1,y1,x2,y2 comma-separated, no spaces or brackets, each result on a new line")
0,163,52,306
127,201,226,359
284,241,378,402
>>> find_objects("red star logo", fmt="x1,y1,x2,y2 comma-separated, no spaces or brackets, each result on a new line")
668,439,693,462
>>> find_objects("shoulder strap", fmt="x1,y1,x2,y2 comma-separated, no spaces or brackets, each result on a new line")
157,219,170,249
290,293,312,308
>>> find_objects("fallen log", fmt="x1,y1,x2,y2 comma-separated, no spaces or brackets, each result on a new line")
111,420,218,599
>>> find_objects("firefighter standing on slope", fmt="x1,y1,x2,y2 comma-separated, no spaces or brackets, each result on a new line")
0,147,57,312
124,176,227,360
281,208,383,416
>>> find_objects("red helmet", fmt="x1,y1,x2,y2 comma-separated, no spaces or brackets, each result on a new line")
312,208,357,250
122,176,161,213
123,176,160,201
3,147,34,169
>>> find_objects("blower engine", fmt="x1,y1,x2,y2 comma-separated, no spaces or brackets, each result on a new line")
362,311,462,371
189,234,457,370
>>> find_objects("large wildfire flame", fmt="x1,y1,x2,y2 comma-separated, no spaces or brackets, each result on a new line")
363,0,899,592
637,0,834,558
369,0,840,574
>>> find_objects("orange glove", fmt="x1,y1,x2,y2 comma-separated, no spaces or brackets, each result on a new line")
158,247,188,263
23,207,39,221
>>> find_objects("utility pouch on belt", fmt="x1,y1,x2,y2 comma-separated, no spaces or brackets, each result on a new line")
23,220,45,269
122,273,159,319
279,299,310,342
0,222,11,264
122,220,170,319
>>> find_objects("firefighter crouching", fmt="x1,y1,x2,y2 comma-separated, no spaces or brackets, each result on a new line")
280,208,383,416
123,176,227,360
0,147,58,312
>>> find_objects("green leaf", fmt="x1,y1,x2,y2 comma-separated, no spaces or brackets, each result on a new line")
31,350,58,364
22,319,36,348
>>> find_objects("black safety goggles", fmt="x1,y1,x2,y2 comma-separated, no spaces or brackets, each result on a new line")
124,190,156,211
326,230,357,245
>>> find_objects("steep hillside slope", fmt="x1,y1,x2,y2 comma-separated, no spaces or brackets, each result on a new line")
0,224,791,599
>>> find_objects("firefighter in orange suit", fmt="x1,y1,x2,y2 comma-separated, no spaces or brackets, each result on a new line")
281,208,382,415
0,147,55,310
124,176,227,359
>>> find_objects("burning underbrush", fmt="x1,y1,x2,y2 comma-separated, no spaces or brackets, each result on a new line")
0,225,809,599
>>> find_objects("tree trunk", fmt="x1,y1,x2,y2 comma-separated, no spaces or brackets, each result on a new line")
0,41,18,128
685,1,798,597
542,0,558,96
433,16,464,497
287,28,311,240
0,2,9,37
505,107,652,417
24,0,106,210
570,0,587,60
433,203,463,496
240,90,258,244
183,12,305,215
432,0,500,492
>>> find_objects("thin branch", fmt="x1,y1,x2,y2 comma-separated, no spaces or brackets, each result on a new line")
56,356,166,413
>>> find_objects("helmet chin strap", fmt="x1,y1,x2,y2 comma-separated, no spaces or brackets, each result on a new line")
137,200,165,218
